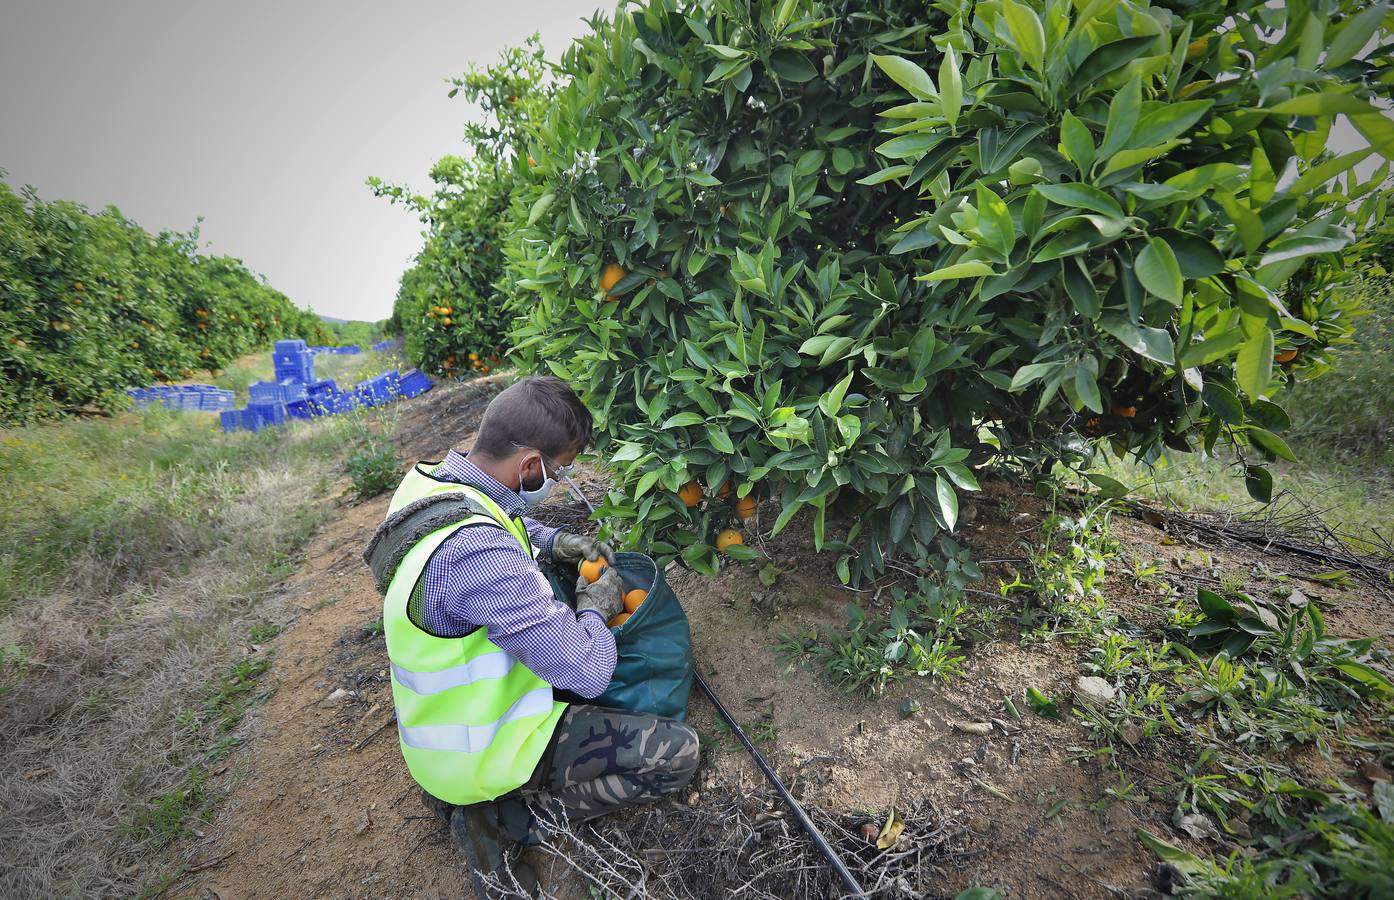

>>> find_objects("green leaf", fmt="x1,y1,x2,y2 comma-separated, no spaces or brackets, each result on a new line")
916,261,996,282
1135,237,1184,305
1067,36,1158,96
953,890,1004,900
819,337,856,367
1259,232,1354,268
705,44,747,60
1086,473,1130,499
527,192,556,226
1024,686,1060,718
706,425,735,453
1236,328,1274,398
1334,661,1394,696
1099,316,1175,364
1073,365,1103,414
1157,230,1224,278
1100,141,1183,177
1263,92,1379,116
1178,329,1245,369
1127,101,1213,151
1249,426,1297,462
871,54,935,100
770,49,818,83
857,164,913,185
1000,0,1046,74
662,412,706,429
1033,183,1124,218
876,133,944,159
1325,2,1388,68
939,46,962,130
1351,111,1394,158
975,183,1016,257
1099,76,1141,162
1136,829,1207,877
1063,257,1099,319
936,473,959,531
769,498,804,538
1201,382,1243,425
1059,112,1096,174
1244,464,1273,503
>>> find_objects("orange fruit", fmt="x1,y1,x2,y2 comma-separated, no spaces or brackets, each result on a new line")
716,529,744,553
608,612,631,628
601,262,627,297
469,352,479,361
480,365,491,373
678,481,703,507
527,155,537,167
736,496,756,519
715,481,732,500
1274,348,1298,364
440,306,452,315
1114,406,1137,418
579,558,608,583
442,317,452,326
623,588,647,613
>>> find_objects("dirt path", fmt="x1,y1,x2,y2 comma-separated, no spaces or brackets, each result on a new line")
178,376,1393,899
182,378,505,899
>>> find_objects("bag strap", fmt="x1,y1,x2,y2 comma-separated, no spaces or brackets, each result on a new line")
362,491,499,594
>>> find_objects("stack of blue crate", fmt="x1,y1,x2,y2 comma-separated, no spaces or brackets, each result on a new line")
127,384,235,413
273,339,315,383
372,339,396,352
199,388,236,411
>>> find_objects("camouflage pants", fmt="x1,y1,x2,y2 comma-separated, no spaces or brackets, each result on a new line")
493,704,700,844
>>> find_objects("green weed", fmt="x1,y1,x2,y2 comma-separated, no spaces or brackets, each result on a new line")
777,538,983,695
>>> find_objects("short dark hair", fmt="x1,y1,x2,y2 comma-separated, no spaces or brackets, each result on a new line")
472,376,593,460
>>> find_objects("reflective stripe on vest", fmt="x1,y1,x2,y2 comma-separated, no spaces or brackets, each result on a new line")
396,687,554,753
389,650,513,696
381,461,567,806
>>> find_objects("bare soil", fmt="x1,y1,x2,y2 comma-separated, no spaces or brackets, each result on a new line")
174,376,1393,899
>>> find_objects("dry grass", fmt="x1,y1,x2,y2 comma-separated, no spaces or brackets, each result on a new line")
0,404,367,897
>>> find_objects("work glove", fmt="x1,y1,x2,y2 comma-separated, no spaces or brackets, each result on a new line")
551,531,617,567
574,567,624,621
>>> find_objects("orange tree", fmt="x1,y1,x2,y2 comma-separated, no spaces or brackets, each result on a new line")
505,0,1391,582
373,39,552,378
0,178,327,424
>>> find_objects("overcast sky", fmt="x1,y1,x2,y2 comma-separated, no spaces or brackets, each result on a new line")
0,0,602,322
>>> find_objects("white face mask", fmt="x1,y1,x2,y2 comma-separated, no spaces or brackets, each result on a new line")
517,451,570,509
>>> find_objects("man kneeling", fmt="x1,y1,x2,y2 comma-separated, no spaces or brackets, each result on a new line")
364,376,699,895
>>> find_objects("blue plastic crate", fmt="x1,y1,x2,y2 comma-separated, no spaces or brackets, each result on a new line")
397,369,432,398
274,339,307,354
324,390,359,413
220,409,261,432
247,401,288,427
286,399,313,420
278,381,308,402
201,390,235,411
248,381,285,403
307,378,337,397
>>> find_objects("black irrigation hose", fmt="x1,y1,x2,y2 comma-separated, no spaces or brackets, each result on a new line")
693,668,867,899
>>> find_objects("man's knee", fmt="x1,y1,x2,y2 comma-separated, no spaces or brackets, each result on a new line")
656,719,701,788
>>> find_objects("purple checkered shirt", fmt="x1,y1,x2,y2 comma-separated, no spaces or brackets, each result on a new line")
418,450,616,699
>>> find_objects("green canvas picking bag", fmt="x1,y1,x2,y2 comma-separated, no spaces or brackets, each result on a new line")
543,552,694,721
